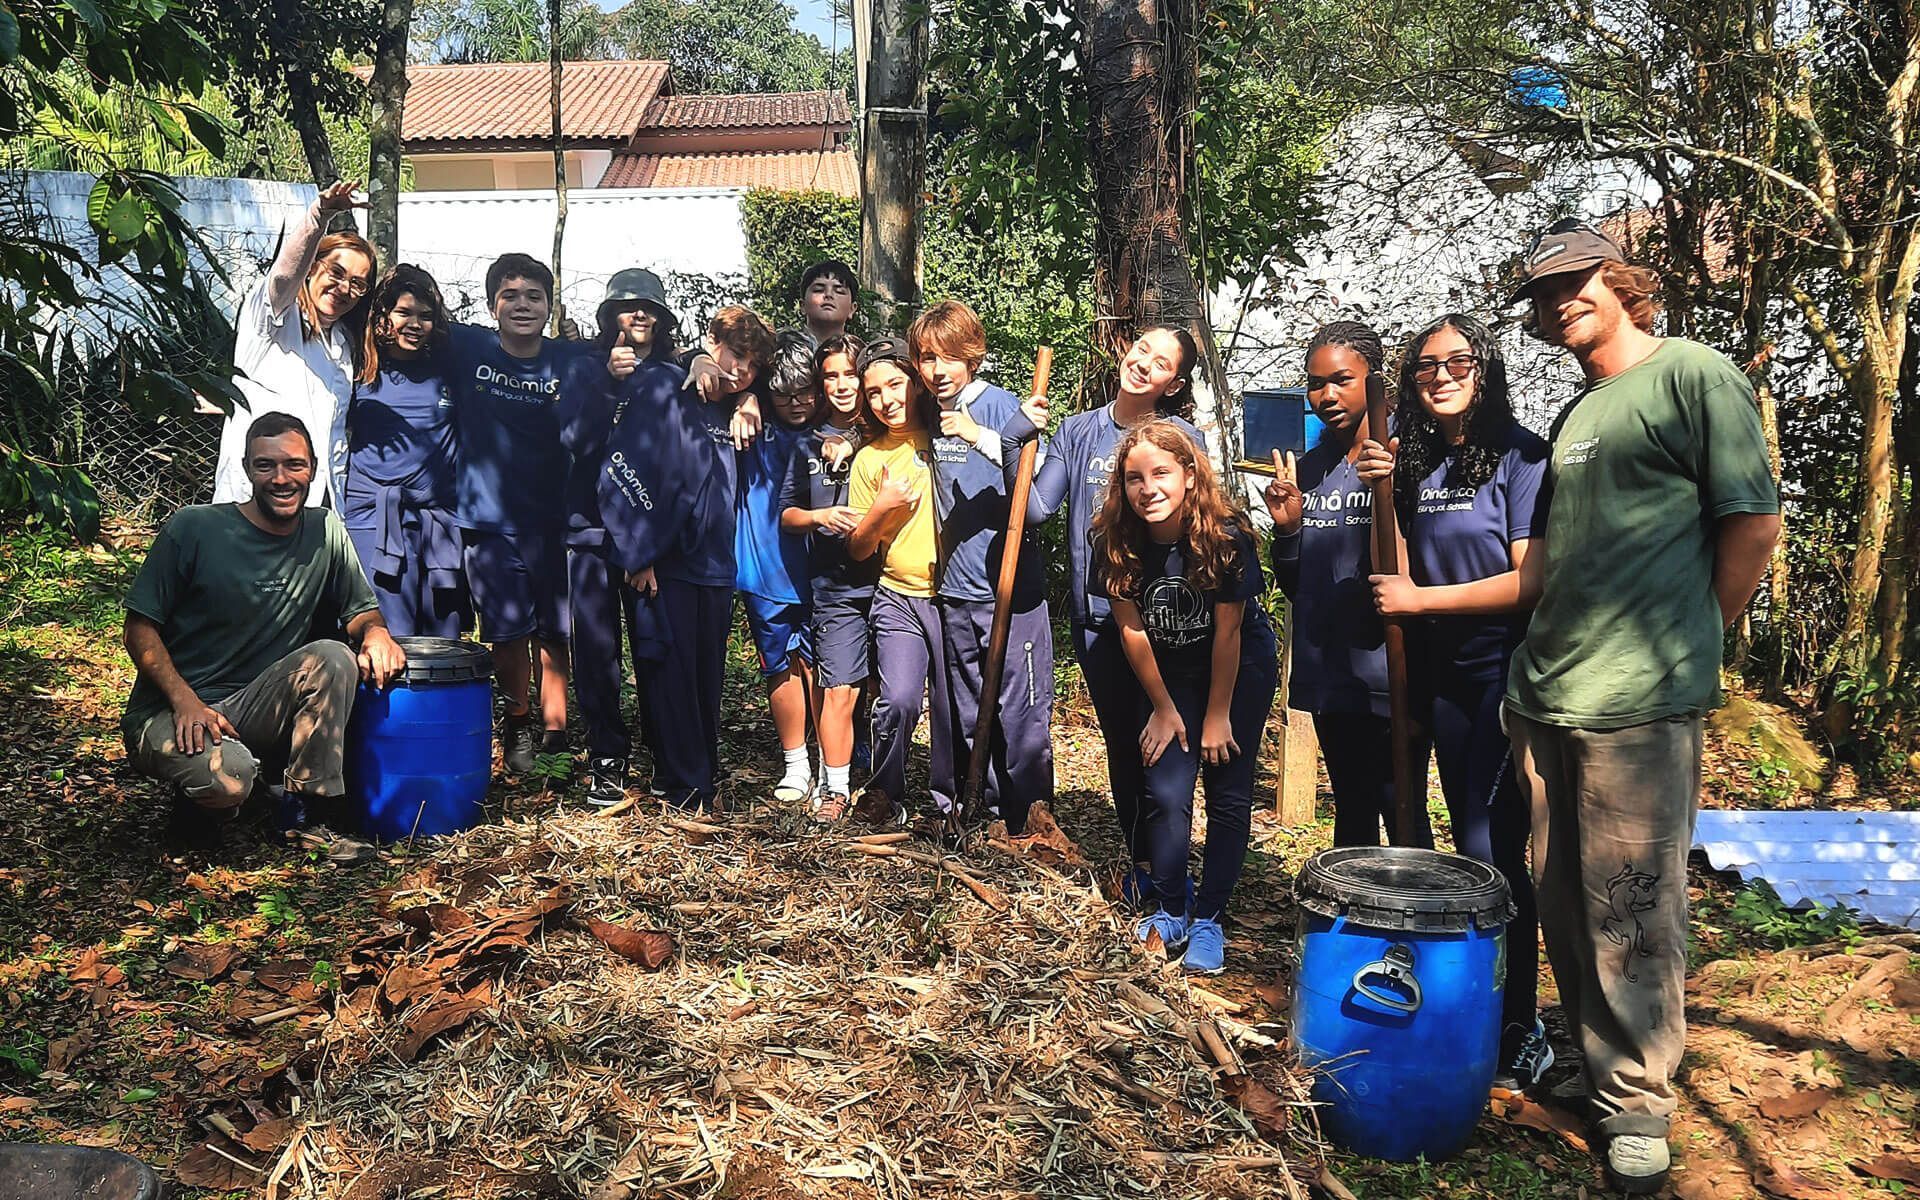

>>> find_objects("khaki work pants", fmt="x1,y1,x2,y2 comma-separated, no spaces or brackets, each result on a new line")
1507,708,1701,1139
128,641,359,810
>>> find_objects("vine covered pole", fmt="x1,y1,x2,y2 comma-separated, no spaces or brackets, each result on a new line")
548,0,568,336
858,0,925,326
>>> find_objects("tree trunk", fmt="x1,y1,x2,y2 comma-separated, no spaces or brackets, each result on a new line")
1840,324,1898,678
1080,0,1234,464
549,0,569,335
366,0,414,266
285,71,341,193
858,0,926,327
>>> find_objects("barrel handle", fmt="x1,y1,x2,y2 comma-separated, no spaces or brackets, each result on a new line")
1351,942,1423,1015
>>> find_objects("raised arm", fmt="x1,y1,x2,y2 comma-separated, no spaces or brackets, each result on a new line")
266,180,363,316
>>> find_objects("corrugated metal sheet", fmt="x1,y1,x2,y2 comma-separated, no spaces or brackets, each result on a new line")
1693,811,1920,930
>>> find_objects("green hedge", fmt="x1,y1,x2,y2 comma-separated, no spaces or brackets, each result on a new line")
738,186,1095,406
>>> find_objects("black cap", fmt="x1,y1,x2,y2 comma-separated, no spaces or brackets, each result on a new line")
1510,218,1625,303
857,335,912,374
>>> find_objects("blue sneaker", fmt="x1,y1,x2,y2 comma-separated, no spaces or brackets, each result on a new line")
1135,908,1189,953
1182,917,1226,974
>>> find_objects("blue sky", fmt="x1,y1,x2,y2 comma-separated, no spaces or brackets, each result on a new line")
593,0,843,47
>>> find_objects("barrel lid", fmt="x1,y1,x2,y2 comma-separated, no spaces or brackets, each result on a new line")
1295,847,1514,932
390,637,493,685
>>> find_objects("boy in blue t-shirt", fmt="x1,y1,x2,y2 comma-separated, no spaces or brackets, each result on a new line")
741,333,823,805
907,300,1053,835
449,253,586,775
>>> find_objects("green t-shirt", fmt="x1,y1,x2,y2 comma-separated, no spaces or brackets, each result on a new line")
121,504,380,741
1506,338,1779,728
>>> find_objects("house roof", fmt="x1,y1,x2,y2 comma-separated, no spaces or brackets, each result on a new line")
385,60,672,146
599,147,859,196
642,91,852,131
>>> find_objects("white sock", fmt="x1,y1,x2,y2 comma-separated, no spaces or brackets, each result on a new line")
823,762,851,796
781,745,810,782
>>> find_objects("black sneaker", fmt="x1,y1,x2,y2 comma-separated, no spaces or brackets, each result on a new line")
503,714,538,774
1491,1017,1556,1092
585,757,629,808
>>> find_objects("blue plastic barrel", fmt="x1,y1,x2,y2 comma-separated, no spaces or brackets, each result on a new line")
348,637,493,842
1292,847,1514,1162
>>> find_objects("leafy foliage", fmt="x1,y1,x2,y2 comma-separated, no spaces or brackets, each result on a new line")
1725,881,1861,951
414,0,851,95
929,0,1343,297
0,0,244,537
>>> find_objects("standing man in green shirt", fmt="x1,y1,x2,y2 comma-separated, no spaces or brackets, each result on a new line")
123,411,407,860
1504,220,1780,1194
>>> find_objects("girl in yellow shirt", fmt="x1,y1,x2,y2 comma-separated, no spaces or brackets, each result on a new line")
846,336,951,828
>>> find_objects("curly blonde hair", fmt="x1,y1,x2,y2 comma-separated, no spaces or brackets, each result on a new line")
1092,419,1245,597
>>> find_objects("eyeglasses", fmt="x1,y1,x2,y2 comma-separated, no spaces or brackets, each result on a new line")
319,263,369,298
1413,354,1480,383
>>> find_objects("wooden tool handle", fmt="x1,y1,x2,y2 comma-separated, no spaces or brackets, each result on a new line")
955,345,1053,833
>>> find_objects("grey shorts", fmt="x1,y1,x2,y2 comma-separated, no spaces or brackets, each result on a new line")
812,591,873,689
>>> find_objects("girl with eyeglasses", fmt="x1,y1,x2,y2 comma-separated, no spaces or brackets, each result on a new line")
1354,312,1552,1091
212,180,376,508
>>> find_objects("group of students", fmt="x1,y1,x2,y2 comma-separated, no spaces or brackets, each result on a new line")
178,187,1782,1194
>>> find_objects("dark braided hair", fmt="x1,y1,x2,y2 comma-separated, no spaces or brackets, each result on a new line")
1390,313,1515,524
1306,319,1387,378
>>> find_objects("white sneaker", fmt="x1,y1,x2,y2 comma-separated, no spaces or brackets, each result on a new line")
1605,1133,1671,1194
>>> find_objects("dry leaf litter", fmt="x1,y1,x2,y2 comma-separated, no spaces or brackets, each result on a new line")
234,802,1322,1199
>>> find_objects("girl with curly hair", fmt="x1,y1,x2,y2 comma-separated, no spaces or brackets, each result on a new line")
1003,325,1205,905
1090,421,1278,974
1355,312,1551,1090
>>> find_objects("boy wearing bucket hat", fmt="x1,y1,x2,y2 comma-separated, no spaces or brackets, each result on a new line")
1504,218,1779,1193
560,268,685,806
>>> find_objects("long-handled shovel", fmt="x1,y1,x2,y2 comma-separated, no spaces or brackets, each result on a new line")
1365,375,1433,849
953,346,1054,837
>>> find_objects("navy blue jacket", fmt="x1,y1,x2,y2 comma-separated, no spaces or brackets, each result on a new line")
595,370,736,589
558,353,685,549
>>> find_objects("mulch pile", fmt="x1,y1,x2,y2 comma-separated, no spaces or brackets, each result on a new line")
173,804,1324,1199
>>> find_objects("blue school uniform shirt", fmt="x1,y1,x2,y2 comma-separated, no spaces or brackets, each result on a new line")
1404,421,1549,681
778,422,881,602
448,324,585,536
1004,401,1205,627
1089,523,1270,678
341,352,458,528
341,351,463,585
735,420,814,605
596,370,736,589
676,384,744,587
556,352,686,548
1269,441,1388,716
931,379,1044,607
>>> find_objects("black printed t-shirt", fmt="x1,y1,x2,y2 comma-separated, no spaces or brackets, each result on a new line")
1091,524,1265,679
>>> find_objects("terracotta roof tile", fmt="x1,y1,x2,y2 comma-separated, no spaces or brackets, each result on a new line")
599,148,858,196
641,91,852,131
385,60,671,145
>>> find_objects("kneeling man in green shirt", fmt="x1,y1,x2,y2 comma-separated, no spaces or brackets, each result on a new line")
1504,220,1780,1194
122,412,407,860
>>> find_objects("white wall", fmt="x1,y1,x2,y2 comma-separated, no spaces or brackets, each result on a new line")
7,170,316,343
1216,108,1658,432
394,186,748,332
